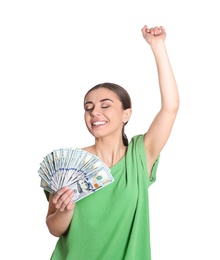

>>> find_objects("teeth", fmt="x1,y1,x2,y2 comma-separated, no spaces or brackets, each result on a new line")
93,121,106,126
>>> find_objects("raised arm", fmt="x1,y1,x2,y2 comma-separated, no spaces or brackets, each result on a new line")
141,25,179,176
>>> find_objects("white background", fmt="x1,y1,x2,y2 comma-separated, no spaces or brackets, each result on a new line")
1,0,220,259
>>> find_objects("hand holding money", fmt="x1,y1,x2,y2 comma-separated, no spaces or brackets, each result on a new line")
52,187,75,212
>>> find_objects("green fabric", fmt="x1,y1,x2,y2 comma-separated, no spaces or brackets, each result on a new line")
48,134,160,260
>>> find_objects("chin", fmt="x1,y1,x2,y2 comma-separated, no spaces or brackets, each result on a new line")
89,131,107,139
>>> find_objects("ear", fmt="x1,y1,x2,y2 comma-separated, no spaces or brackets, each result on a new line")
122,108,132,124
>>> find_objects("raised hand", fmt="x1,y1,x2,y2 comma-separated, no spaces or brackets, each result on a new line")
141,25,166,46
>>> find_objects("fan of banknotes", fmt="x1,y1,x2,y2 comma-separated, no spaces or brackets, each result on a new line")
38,148,114,202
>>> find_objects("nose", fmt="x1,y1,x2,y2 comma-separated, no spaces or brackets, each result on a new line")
90,106,101,116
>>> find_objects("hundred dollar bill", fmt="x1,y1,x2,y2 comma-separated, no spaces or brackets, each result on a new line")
85,166,113,189
69,178,94,202
40,178,55,194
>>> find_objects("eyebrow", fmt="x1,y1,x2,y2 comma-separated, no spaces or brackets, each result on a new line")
84,98,114,105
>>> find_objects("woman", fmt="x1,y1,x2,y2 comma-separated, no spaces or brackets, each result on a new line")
45,25,179,260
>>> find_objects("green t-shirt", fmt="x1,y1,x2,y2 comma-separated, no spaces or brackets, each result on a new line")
48,134,160,260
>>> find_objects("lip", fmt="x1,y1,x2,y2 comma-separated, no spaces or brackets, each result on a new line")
91,120,108,127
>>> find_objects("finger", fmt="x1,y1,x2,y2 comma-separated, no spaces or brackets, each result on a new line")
54,188,73,208
148,26,164,35
154,26,161,35
141,25,148,37
59,199,72,211
62,199,76,212
60,193,75,212
52,186,69,203
148,27,155,35
159,26,165,34
141,25,147,32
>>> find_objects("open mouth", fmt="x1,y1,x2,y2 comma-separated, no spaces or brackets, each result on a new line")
92,121,107,126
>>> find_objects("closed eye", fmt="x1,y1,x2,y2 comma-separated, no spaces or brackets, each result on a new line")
85,105,109,111
101,101,112,109
84,105,94,111
84,99,113,111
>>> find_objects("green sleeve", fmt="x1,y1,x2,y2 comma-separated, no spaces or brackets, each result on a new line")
132,134,160,187
149,155,160,186
44,190,50,201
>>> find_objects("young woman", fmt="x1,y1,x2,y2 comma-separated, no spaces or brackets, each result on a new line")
45,25,179,260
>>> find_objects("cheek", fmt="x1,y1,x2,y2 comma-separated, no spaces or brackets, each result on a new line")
106,109,120,120
84,114,93,134
111,110,125,123
84,114,90,126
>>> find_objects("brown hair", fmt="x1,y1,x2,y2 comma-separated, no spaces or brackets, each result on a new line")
84,82,132,146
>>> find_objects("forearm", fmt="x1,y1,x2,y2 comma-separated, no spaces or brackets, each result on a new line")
46,209,74,237
151,42,179,111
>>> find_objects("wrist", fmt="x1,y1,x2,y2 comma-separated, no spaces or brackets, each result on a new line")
150,41,167,55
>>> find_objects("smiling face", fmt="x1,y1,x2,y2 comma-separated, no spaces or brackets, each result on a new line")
84,88,131,140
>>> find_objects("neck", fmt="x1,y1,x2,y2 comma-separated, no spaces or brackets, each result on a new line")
93,137,127,168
